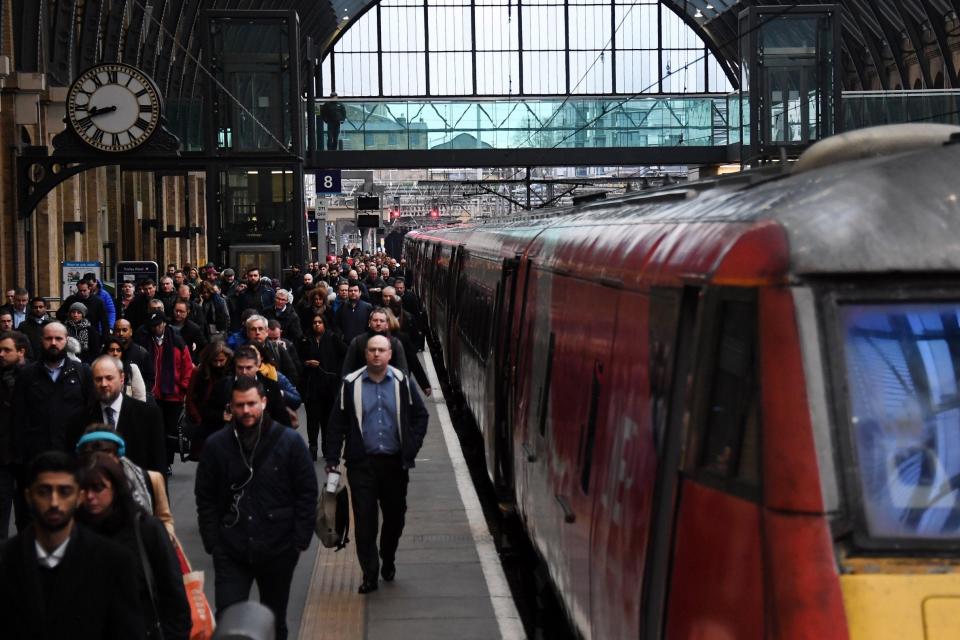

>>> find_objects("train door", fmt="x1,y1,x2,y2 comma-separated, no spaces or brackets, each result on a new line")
492,256,520,497
587,291,662,640
640,286,701,639
229,244,281,281
447,244,466,387
661,287,765,638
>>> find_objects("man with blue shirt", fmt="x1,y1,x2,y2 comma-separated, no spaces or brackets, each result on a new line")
324,334,429,594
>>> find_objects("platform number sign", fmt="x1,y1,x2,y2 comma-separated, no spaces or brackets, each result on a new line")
315,170,342,195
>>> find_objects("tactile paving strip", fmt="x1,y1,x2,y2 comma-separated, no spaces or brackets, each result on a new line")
298,496,365,640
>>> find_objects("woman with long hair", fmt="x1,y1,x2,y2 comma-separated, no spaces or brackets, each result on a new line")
185,340,233,458
78,453,190,639
297,313,347,460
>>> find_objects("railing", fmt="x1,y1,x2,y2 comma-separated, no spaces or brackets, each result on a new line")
317,95,735,152
842,90,960,130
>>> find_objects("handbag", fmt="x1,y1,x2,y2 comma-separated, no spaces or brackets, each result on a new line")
173,538,216,640
133,514,166,640
315,472,350,551
176,408,195,463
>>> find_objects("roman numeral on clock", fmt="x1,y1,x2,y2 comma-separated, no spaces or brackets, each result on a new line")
134,117,151,132
91,129,105,144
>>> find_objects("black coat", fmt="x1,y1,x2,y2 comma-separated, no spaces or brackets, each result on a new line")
0,524,145,639
173,319,208,363
195,416,318,558
122,342,156,399
57,293,110,337
334,300,373,344
81,512,191,640
265,305,303,342
324,366,429,470
297,332,347,402
13,360,94,462
18,317,50,362
201,294,230,337
85,396,166,473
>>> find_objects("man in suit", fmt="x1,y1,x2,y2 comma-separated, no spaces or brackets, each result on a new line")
85,355,166,473
0,451,144,639
18,297,50,361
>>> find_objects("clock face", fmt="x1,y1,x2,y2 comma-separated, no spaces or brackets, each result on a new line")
66,64,162,152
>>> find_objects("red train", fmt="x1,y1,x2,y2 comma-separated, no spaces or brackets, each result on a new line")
404,125,960,639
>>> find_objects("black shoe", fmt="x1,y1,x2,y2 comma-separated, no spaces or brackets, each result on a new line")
309,445,318,461
381,562,396,582
358,579,378,594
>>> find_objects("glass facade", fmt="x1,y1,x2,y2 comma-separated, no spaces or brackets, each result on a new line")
312,95,731,151
322,0,734,98
209,18,295,152
843,90,960,130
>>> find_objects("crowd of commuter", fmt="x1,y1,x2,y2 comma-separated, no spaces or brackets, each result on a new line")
0,250,431,639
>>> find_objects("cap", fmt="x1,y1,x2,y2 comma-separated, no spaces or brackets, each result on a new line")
148,312,166,326
222,268,235,277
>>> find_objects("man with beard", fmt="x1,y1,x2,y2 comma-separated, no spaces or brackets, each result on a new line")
18,297,50,360
0,451,144,638
195,377,316,640
235,266,275,316
113,319,156,400
12,323,94,462
84,356,166,474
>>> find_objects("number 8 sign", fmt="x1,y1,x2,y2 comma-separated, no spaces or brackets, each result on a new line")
315,170,342,194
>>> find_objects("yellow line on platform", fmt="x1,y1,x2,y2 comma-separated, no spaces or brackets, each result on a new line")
298,491,365,640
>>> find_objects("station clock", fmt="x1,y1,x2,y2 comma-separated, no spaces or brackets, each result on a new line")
65,64,162,153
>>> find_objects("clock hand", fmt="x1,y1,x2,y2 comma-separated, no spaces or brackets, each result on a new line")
88,105,118,117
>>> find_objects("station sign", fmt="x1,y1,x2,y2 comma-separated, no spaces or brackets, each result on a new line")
62,261,102,300
116,261,159,289
315,170,342,194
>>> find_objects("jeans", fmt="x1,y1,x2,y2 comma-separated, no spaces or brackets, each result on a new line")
213,547,300,640
347,455,409,582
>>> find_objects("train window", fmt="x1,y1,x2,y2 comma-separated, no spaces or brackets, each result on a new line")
697,296,759,484
840,302,960,540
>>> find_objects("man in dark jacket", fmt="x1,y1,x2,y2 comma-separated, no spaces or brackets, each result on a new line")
321,93,346,150
113,319,156,399
171,300,208,364
195,376,317,640
334,282,372,344
57,280,109,337
85,355,167,473
0,331,25,538
12,322,94,463
235,267,275,317
362,266,388,306
209,345,290,427
18,297,50,361
324,335,429,594
0,452,145,639
264,289,303,342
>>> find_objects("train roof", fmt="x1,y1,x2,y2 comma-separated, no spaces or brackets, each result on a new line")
409,137,960,278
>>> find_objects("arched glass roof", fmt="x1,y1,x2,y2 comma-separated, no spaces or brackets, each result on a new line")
321,0,735,97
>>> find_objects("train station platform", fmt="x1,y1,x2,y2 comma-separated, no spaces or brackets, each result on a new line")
167,349,525,639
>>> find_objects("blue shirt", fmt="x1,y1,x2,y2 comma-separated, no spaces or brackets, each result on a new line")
360,368,400,455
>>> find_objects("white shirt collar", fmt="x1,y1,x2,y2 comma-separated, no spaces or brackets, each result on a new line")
35,536,71,569
101,393,124,417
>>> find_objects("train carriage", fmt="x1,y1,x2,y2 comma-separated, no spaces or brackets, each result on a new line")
405,125,960,639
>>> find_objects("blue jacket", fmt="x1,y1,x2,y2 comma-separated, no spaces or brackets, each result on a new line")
324,365,429,470
98,281,116,329
195,416,317,558
334,300,372,344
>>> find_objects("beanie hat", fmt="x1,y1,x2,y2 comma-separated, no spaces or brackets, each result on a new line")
69,302,88,317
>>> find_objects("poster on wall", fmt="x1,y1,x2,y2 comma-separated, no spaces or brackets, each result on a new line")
61,261,102,300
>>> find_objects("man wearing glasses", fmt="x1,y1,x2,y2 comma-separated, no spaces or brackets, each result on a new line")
195,376,317,640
